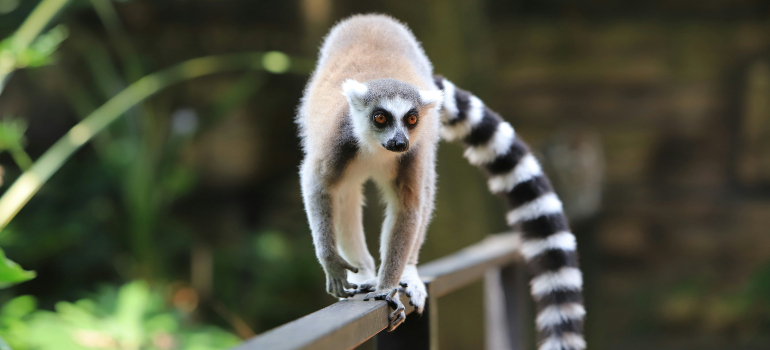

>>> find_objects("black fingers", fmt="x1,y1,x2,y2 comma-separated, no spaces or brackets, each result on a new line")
364,288,406,331
387,311,406,332
385,289,406,331
357,283,376,294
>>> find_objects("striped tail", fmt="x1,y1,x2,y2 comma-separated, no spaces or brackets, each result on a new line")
434,76,586,350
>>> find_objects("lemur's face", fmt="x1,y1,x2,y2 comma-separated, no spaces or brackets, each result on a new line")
342,78,443,153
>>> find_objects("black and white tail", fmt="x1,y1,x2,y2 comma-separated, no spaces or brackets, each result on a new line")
434,76,586,350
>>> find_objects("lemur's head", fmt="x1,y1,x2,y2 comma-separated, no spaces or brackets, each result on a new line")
342,78,443,153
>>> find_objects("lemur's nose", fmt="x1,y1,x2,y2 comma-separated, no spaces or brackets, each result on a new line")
385,135,409,152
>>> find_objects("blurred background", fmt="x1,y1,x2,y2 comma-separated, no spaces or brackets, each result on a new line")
1,0,770,349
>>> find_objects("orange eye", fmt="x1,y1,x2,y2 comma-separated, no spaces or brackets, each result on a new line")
407,115,418,125
374,114,387,124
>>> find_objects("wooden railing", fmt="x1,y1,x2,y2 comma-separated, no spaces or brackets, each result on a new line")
232,233,531,350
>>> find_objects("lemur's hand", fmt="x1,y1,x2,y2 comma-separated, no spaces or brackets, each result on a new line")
364,288,405,331
355,278,378,294
321,254,359,298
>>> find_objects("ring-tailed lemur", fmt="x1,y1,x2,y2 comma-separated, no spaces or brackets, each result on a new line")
297,14,585,350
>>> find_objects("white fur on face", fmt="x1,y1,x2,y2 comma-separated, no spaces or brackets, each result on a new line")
348,96,420,154
348,103,380,154
380,97,415,124
379,97,417,149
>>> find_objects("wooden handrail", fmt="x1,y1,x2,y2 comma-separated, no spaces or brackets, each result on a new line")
232,233,523,350
418,233,522,298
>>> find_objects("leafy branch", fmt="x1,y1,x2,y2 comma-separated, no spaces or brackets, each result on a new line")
0,51,309,232
0,0,72,93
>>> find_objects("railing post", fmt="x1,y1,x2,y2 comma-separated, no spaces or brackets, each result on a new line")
376,282,437,350
484,263,531,350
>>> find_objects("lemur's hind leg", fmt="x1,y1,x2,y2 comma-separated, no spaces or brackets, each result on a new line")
334,182,376,285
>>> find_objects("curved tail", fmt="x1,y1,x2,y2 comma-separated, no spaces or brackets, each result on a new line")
434,76,586,350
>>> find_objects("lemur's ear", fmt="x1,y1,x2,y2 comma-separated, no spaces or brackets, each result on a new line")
342,79,368,111
419,89,444,109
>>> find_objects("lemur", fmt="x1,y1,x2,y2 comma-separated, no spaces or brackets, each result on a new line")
297,14,585,350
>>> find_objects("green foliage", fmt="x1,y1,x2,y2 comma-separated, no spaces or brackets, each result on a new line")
0,25,69,70
0,247,34,289
0,119,26,152
254,231,290,263
0,281,240,350
0,117,36,288
261,52,291,74
0,0,318,346
747,262,770,304
0,118,32,170
0,295,36,350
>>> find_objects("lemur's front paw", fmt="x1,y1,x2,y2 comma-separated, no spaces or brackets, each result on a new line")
399,266,427,313
355,278,378,294
326,275,357,299
364,288,405,331
322,255,359,299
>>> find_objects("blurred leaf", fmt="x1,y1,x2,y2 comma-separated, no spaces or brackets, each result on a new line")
0,0,20,15
162,165,197,197
0,296,37,350
747,262,770,303
145,314,178,334
0,247,35,288
0,119,27,152
105,137,139,168
254,231,290,262
0,25,68,70
26,309,90,349
261,51,290,74
4,281,240,350
0,117,33,170
0,225,19,248
0,295,37,319
54,301,99,329
0,51,295,233
114,280,149,345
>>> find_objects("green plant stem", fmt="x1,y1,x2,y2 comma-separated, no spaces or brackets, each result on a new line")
13,0,71,49
9,147,33,171
89,0,145,82
0,0,72,92
0,52,309,231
